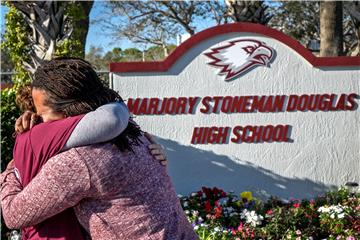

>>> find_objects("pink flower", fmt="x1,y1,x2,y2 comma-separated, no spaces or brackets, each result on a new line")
346,237,355,240
237,222,243,232
266,209,273,215
293,203,300,208
296,229,301,235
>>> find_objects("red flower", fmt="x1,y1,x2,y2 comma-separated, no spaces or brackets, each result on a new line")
202,187,212,199
204,201,212,212
214,206,222,218
213,187,227,197
293,203,300,208
266,209,273,215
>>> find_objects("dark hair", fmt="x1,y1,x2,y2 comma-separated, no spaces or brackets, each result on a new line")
33,57,142,152
16,83,36,112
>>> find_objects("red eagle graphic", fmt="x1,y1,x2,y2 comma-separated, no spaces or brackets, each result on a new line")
204,39,275,81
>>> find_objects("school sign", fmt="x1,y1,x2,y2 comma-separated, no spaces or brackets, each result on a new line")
110,23,360,198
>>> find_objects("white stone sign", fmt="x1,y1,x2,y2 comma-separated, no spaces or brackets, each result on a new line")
110,23,360,198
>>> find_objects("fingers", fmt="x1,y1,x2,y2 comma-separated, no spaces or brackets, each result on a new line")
29,113,39,129
148,143,162,150
148,144,165,156
151,149,164,156
14,111,38,134
147,142,168,166
7,159,14,168
153,155,167,166
144,132,156,144
21,111,33,132
15,116,24,133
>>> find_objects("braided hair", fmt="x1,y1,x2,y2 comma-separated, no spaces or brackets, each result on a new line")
33,57,142,152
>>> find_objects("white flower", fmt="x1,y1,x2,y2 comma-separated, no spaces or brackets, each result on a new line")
218,197,229,206
191,192,198,197
318,205,347,219
185,210,190,215
191,210,199,216
177,194,183,198
200,223,208,228
240,209,264,227
183,201,189,207
198,216,204,222
194,225,199,230
214,227,221,232
240,209,248,219
318,206,330,213
10,231,21,240
225,207,234,213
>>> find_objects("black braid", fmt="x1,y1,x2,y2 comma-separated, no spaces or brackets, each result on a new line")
33,57,142,152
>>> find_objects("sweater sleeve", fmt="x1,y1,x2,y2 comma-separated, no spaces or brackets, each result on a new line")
0,149,91,229
62,102,130,151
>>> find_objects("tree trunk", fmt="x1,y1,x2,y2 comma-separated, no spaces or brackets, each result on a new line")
320,1,343,56
71,1,94,58
162,44,169,58
225,0,271,25
9,1,67,73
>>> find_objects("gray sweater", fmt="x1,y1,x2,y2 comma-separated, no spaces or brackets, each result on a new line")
62,102,130,151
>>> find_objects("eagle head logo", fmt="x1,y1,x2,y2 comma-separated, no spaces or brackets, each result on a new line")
204,39,275,81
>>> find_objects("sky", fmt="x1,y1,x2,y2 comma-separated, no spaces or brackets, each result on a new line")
0,0,216,55
85,0,135,53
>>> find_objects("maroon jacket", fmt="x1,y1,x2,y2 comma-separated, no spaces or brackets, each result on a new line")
13,115,85,240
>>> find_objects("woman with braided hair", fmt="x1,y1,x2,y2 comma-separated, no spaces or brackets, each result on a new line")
1,57,198,240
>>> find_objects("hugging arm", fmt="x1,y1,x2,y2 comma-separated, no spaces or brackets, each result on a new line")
63,102,130,151
0,150,90,229
63,103,168,165
15,103,168,165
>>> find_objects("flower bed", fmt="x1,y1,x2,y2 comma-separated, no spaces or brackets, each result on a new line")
179,187,359,240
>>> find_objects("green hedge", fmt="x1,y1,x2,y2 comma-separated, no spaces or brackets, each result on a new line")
1,87,20,171
1,86,20,240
